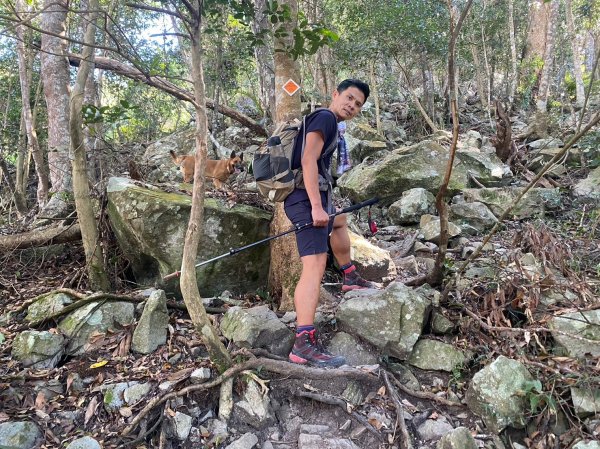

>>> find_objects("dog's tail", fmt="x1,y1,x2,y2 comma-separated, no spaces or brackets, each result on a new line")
169,150,181,164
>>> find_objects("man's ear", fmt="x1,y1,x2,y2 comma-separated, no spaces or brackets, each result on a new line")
230,150,236,158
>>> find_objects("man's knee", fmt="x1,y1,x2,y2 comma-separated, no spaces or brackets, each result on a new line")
333,213,347,229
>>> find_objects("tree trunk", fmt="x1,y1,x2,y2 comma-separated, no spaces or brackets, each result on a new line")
16,0,49,207
535,0,559,112
427,0,473,286
1,77,27,214
69,0,110,292
369,60,382,133
41,0,73,217
269,0,303,311
520,0,550,107
565,0,585,108
398,62,438,133
507,0,518,105
180,1,232,374
470,44,488,110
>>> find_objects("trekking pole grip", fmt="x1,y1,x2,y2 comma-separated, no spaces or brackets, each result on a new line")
338,197,379,215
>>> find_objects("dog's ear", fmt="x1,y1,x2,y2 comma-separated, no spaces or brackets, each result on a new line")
230,150,236,159
239,153,244,161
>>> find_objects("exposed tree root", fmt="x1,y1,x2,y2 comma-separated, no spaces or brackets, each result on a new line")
122,357,379,436
383,371,413,449
295,390,385,442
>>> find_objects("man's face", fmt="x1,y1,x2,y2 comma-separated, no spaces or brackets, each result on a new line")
330,86,365,121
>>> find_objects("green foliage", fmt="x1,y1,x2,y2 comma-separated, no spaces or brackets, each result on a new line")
521,379,557,415
82,100,138,125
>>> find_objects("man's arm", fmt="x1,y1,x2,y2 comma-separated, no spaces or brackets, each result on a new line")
301,131,329,227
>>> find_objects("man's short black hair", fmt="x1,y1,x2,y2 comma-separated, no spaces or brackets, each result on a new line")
337,79,370,102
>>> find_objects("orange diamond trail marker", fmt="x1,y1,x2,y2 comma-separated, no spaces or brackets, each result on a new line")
282,79,301,96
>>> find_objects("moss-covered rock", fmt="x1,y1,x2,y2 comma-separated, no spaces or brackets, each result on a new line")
11,330,65,369
106,177,272,296
338,141,471,204
466,356,533,432
408,339,468,372
462,186,561,219
336,282,430,359
58,301,135,355
25,292,73,323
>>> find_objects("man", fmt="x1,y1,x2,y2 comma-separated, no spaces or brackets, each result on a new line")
284,79,377,368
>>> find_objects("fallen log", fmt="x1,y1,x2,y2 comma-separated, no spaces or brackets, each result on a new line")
0,223,81,251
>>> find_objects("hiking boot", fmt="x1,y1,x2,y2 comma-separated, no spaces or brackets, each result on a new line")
342,272,378,292
289,330,346,368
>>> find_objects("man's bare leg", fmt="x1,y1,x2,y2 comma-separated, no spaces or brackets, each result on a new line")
330,214,351,267
294,253,327,326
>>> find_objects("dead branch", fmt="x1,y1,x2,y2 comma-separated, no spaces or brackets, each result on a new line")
388,372,462,408
122,357,378,436
67,54,267,137
383,371,413,449
295,390,385,442
462,306,600,345
490,101,514,163
0,223,81,251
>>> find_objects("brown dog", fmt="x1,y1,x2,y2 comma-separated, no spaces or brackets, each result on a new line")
169,150,244,189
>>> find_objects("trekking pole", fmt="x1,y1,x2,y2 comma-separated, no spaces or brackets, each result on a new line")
163,197,379,281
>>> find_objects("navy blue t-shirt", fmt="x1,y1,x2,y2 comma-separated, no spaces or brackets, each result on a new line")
284,109,338,207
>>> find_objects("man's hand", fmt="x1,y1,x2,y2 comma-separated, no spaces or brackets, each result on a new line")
311,206,329,227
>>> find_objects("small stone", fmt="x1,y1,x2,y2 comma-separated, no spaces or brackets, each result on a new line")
191,367,212,384
224,432,259,449
65,436,102,449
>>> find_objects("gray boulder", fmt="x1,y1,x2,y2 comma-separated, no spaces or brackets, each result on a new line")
350,140,388,162
166,411,193,441
25,292,73,323
106,177,271,296
449,201,498,234
11,330,64,368
225,433,259,449
338,140,512,204
348,230,396,280
0,421,42,449
571,387,600,418
328,332,378,366
339,141,469,204
462,187,561,219
436,426,478,449
388,188,436,225
348,122,386,141
548,310,600,358
408,339,468,372
336,282,430,359
143,127,197,183
233,379,274,429
420,214,462,243
528,137,563,149
220,305,295,357
417,417,454,441
573,442,600,449
58,301,134,355
65,436,102,449
574,166,600,202
466,355,533,432
132,289,169,354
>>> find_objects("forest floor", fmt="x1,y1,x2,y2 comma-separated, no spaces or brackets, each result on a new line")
1,144,600,448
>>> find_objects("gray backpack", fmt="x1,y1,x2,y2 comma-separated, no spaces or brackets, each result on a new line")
252,109,337,202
